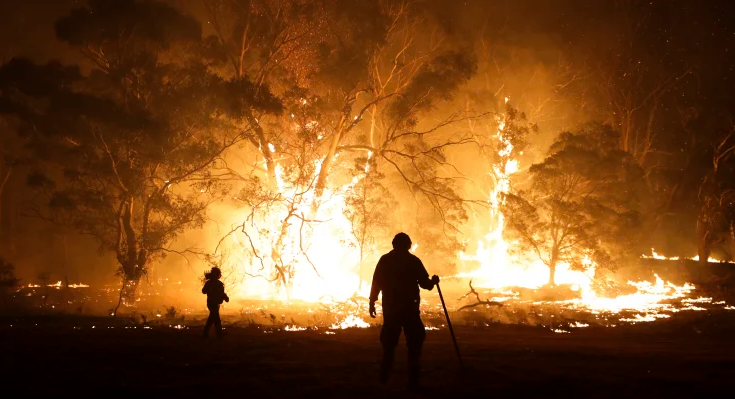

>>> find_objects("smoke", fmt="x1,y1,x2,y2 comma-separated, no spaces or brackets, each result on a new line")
3,0,732,312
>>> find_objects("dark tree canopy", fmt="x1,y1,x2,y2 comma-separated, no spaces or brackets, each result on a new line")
503,123,644,286
55,0,202,68
0,0,289,302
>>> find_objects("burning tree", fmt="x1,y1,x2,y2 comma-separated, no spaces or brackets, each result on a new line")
200,0,322,186
312,4,479,271
211,0,487,300
502,123,644,286
343,156,396,289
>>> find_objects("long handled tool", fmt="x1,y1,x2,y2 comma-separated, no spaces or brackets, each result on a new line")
436,282,464,369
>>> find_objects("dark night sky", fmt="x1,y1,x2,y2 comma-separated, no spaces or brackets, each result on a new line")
0,0,81,62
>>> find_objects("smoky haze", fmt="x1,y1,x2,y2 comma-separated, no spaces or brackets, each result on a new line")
0,0,733,309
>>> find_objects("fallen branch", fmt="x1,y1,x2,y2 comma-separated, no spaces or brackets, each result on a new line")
458,280,503,310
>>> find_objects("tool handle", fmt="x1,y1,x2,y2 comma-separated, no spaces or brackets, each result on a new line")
436,282,464,368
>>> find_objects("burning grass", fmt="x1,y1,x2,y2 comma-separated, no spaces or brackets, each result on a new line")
5,266,733,337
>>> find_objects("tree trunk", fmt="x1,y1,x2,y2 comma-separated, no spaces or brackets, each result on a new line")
697,232,711,266
697,214,712,266
369,104,378,149
121,278,140,305
118,257,145,305
271,213,295,299
548,262,556,286
548,245,559,286
315,115,347,200
117,199,148,305
697,240,711,265
726,222,735,261
0,164,11,254
314,133,341,199
120,264,137,304
358,245,364,291
243,109,277,186
113,276,141,314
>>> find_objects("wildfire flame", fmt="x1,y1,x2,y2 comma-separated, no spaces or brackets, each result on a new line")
211,97,732,328
330,314,370,329
23,282,89,289
641,248,723,263
221,146,370,304
285,325,308,332
452,103,727,320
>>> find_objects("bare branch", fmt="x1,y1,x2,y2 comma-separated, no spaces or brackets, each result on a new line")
458,280,503,311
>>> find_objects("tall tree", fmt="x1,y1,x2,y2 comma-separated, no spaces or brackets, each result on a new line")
307,1,479,205
343,156,396,289
502,123,643,286
592,1,691,179
308,2,481,271
694,120,735,263
0,121,18,254
0,0,280,303
216,0,485,289
199,0,320,185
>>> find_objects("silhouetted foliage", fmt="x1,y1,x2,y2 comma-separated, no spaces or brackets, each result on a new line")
0,258,20,289
502,123,644,286
343,156,396,288
0,0,285,301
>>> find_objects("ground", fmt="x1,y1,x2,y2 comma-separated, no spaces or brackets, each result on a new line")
2,313,735,398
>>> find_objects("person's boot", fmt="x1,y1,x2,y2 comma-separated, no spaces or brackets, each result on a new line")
380,350,394,385
408,373,420,392
408,358,420,392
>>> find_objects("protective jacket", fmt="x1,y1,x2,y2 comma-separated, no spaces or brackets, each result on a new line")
202,280,227,306
369,249,434,313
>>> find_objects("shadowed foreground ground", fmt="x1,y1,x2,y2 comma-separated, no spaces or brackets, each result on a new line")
2,314,735,398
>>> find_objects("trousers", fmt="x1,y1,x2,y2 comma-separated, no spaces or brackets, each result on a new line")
380,307,426,384
204,303,222,337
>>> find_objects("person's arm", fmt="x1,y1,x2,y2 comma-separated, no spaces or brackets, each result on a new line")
369,257,385,303
368,257,385,317
202,281,209,295
222,282,230,302
416,258,438,290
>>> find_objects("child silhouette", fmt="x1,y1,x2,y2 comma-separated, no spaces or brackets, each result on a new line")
202,267,229,338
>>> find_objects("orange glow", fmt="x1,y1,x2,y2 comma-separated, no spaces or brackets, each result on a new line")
207,100,731,328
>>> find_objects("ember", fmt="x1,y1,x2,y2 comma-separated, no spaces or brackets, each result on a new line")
330,315,370,330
